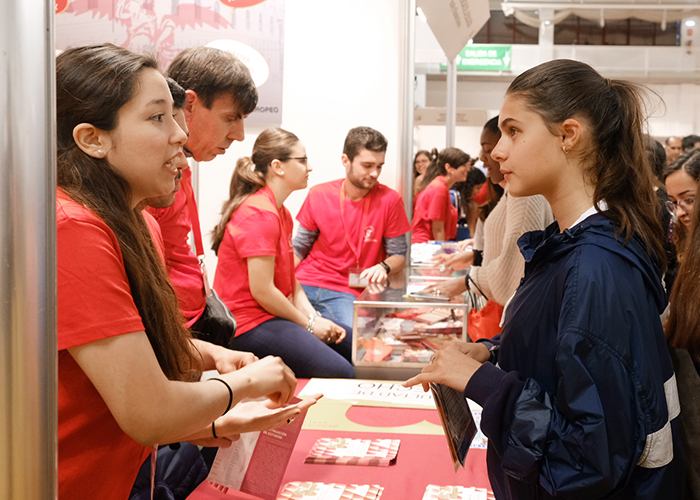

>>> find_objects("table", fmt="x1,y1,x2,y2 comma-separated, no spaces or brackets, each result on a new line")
188,379,491,499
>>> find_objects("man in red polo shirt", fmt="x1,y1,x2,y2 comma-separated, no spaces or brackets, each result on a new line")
147,46,258,346
293,127,411,327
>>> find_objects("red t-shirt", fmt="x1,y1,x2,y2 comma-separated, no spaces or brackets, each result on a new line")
411,176,458,243
57,189,151,500
295,180,411,297
143,209,165,258
146,166,206,326
213,186,296,335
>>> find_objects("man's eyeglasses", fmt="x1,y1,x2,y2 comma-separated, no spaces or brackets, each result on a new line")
280,156,308,166
665,196,695,216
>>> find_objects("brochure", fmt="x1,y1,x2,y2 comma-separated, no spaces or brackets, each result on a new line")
430,383,477,472
422,485,495,500
207,398,306,500
305,438,400,466
277,482,384,500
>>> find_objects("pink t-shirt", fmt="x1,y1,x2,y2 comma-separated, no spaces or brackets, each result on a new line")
57,189,150,500
411,176,458,243
213,186,296,335
146,166,206,326
295,179,411,297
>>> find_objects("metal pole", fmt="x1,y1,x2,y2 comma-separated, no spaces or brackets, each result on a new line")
399,0,416,223
0,0,57,498
446,56,458,148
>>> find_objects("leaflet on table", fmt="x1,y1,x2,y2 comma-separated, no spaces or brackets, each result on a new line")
305,438,400,466
207,397,306,500
422,485,495,500
277,482,384,500
299,378,436,408
430,383,478,472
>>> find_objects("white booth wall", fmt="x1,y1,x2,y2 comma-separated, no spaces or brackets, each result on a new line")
198,0,404,277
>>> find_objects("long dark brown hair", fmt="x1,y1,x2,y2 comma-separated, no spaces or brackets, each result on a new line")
507,59,665,270
56,43,201,381
211,127,300,254
418,147,471,194
664,203,700,363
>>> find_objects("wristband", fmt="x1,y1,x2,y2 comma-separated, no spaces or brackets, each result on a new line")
209,377,233,415
306,313,316,333
379,261,391,274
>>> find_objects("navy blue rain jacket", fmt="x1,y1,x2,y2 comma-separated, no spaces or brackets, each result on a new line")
465,215,685,500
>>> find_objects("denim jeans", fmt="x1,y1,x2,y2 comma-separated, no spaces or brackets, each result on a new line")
229,317,355,379
301,284,357,328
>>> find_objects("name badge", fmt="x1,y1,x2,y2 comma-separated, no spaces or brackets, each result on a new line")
348,267,369,288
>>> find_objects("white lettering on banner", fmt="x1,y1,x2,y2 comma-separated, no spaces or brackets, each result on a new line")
255,106,279,113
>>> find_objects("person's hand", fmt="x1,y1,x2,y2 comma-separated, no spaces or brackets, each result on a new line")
442,340,490,363
212,347,258,374
403,347,483,393
420,276,468,298
360,264,388,284
209,393,323,437
457,238,474,252
365,279,387,295
227,356,297,406
432,250,474,271
312,317,346,344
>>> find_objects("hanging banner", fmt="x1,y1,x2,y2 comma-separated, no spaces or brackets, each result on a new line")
417,0,490,61
55,0,284,125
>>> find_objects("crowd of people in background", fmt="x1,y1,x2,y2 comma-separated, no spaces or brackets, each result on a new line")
55,42,699,500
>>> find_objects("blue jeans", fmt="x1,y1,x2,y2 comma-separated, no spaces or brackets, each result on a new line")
229,317,355,379
302,285,356,327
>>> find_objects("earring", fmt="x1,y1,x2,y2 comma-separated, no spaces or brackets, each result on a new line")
97,149,104,156
562,146,569,154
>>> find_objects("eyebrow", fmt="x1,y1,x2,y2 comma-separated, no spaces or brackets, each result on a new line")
499,117,517,129
146,98,171,107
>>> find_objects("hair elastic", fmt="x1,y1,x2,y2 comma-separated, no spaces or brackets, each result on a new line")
209,377,233,415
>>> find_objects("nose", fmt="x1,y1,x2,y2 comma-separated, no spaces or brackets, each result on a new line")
171,117,188,147
369,168,379,179
491,139,506,163
228,119,245,142
479,148,487,164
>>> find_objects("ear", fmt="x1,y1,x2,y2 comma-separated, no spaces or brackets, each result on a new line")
560,118,584,153
341,153,351,171
269,158,284,176
183,90,198,123
73,123,111,159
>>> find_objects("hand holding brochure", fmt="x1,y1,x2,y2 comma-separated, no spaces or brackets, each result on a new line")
429,382,477,472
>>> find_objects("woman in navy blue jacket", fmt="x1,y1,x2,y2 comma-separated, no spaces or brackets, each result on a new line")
406,59,686,500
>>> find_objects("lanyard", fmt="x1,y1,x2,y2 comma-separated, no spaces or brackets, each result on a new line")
339,180,373,267
181,168,205,258
181,167,212,296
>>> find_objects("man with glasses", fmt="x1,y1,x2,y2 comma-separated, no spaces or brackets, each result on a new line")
293,126,411,327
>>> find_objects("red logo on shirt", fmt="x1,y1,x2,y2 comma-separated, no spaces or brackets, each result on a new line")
364,226,377,243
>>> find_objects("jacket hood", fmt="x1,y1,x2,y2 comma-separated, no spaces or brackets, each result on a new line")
518,214,667,312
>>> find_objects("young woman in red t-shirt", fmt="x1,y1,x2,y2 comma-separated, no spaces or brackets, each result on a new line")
211,128,355,379
411,147,470,243
56,44,316,500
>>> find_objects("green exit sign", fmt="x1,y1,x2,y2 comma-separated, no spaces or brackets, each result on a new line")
441,45,512,71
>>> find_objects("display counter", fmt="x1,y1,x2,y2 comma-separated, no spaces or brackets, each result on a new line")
351,266,481,381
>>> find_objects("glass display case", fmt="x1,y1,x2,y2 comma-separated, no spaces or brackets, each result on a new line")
351,268,483,380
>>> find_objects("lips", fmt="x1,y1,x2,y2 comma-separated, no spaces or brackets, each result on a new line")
164,153,185,175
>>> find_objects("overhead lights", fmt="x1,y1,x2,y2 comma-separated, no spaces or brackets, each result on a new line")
686,19,697,27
